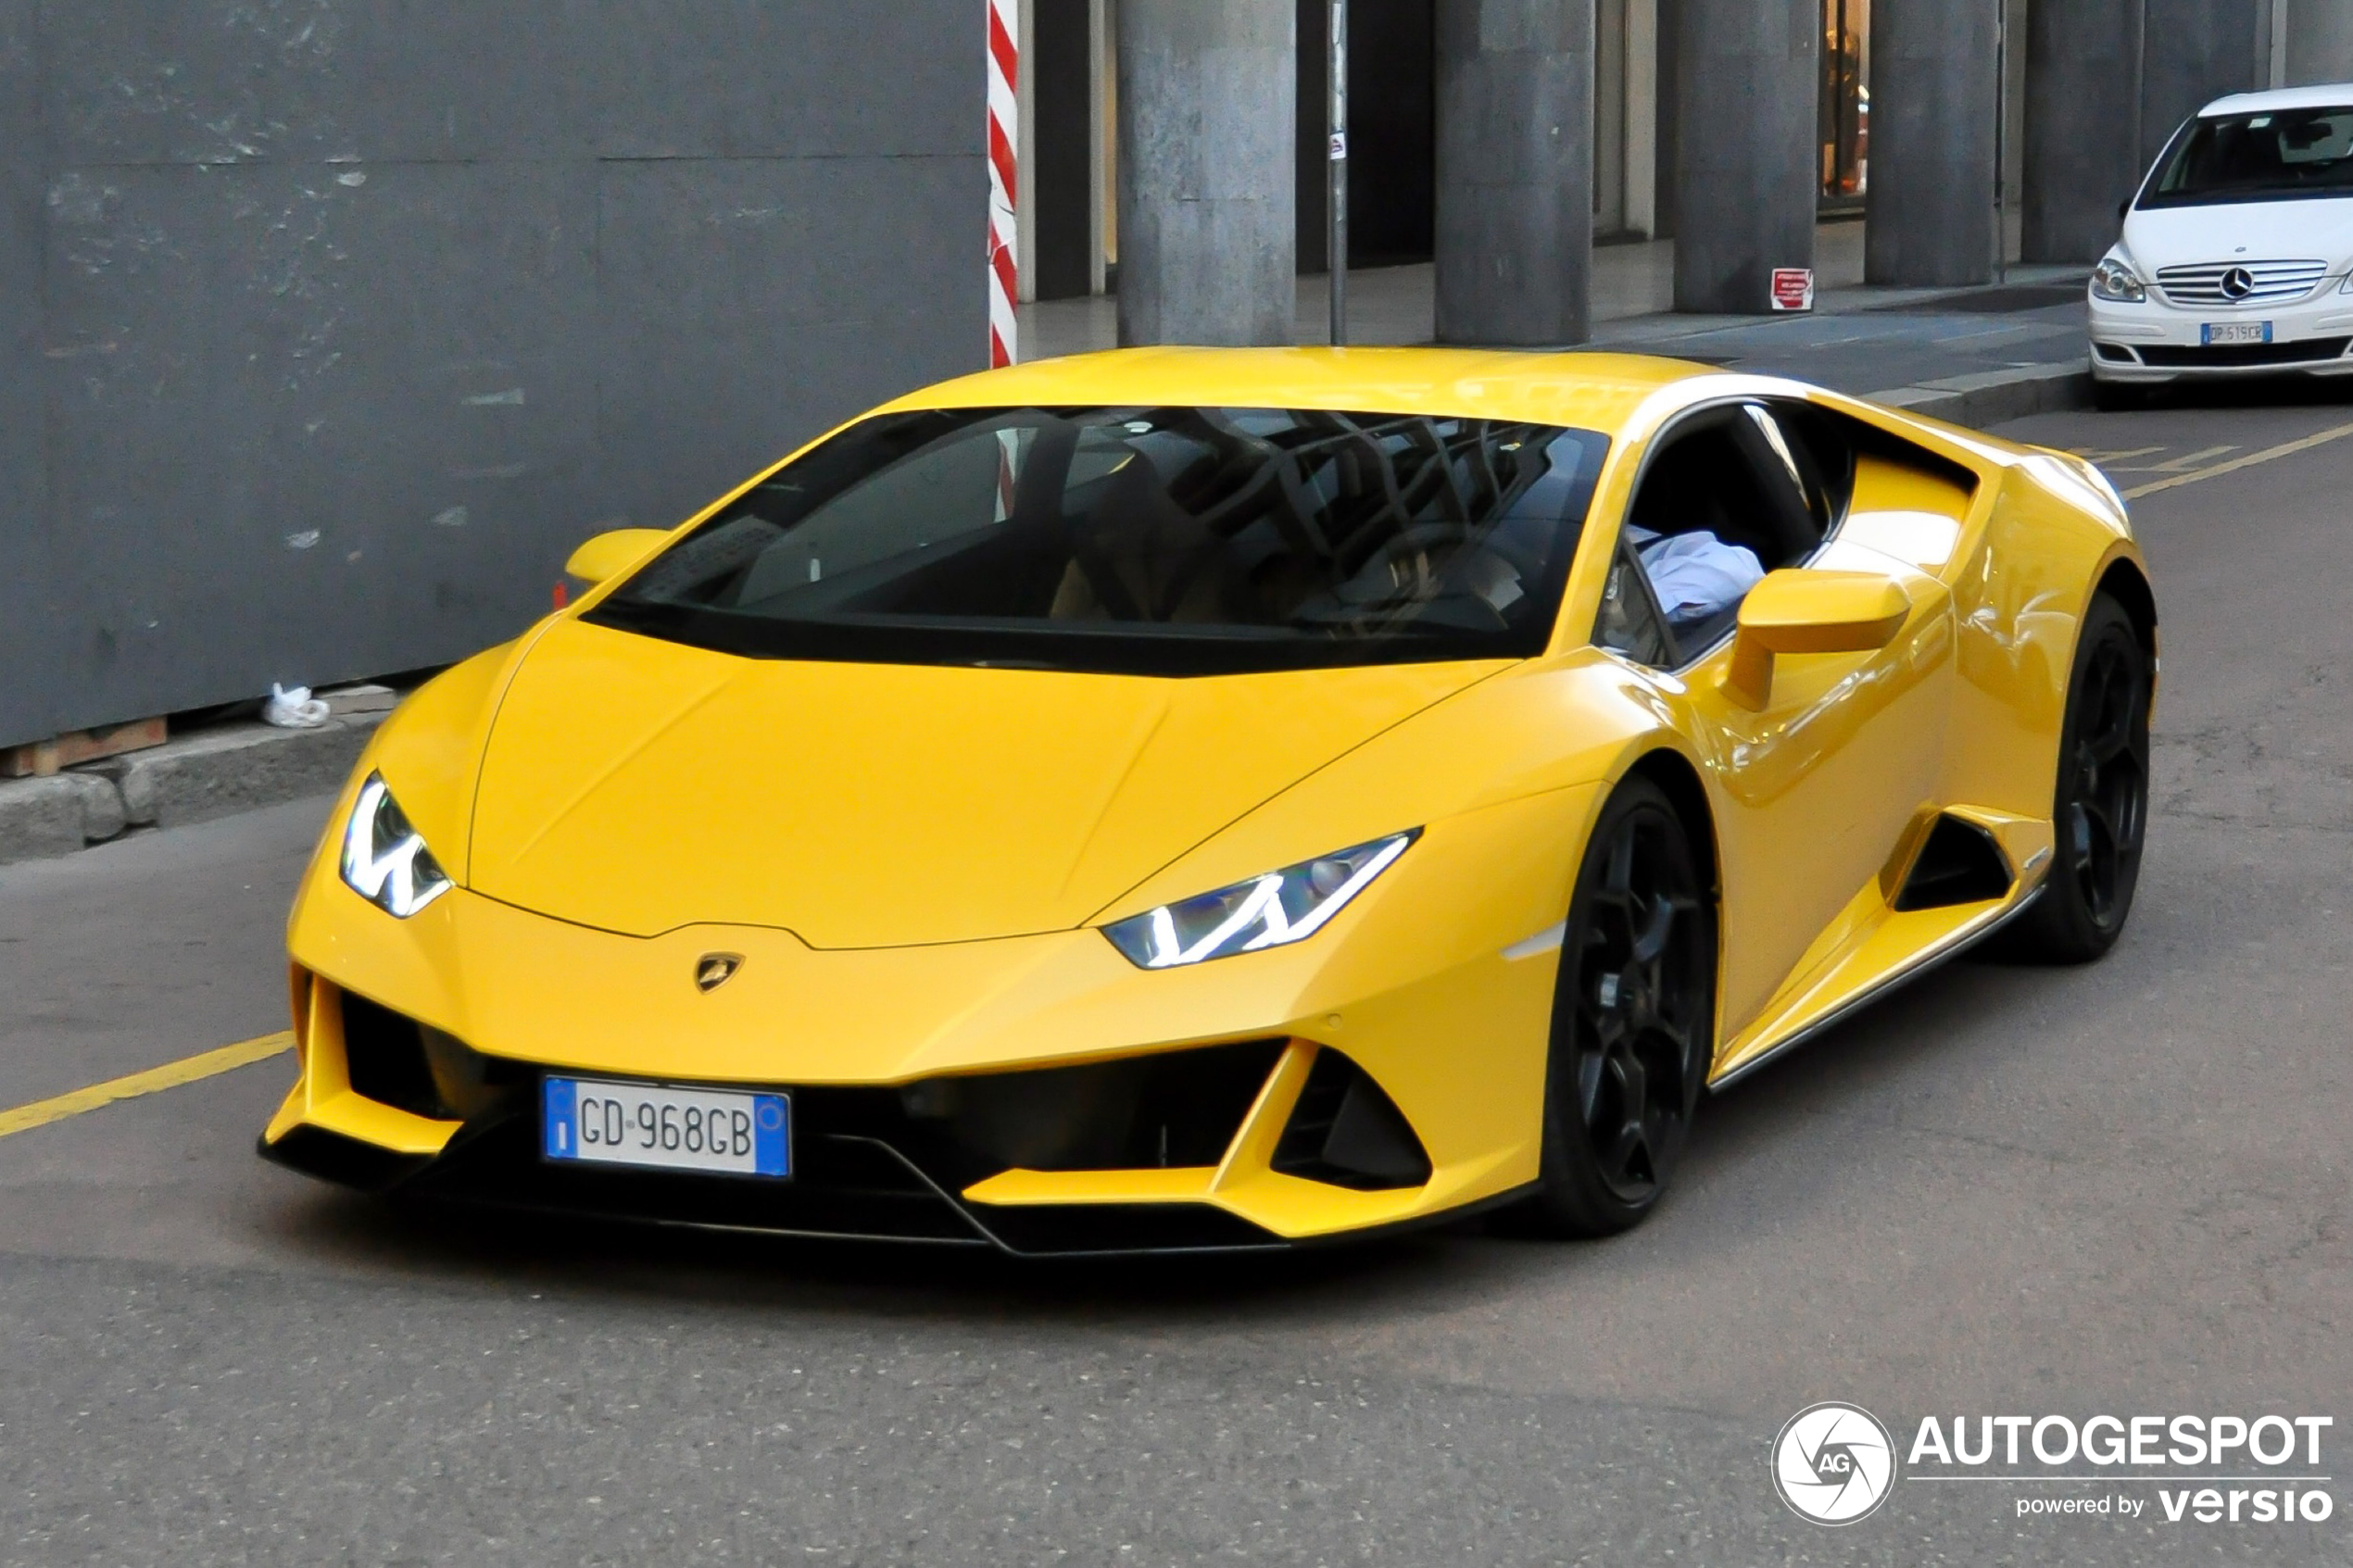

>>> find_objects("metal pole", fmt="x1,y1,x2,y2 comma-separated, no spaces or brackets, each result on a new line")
1994,0,2007,283
1328,0,1349,346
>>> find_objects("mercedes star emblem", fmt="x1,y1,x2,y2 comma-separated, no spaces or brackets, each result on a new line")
695,953,744,992
2221,267,2257,301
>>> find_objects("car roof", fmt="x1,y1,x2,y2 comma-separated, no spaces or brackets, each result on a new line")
877,345,1718,433
2201,82,2353,117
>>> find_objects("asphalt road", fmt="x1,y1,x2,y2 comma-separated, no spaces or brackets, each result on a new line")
3,392,2349,1566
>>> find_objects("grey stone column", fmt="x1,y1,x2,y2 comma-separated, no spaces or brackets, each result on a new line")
2288,0,2353,83
2141,0,2268,166
1865,0,1997,287
1115,0,1296,346
2021,0,2145,264
1669,0,1818,315
1433,0,1596,345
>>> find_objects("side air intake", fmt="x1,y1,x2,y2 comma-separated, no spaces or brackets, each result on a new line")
1895,815,2014,911
1271,1047,1431,1191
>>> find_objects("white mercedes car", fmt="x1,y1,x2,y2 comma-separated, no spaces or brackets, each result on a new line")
2090,84,2353,406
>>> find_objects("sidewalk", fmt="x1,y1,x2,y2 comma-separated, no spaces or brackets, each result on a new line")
1021,221,2091,427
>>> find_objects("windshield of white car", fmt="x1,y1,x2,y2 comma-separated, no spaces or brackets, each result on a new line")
2139,107,2353,207
588,405,1608,676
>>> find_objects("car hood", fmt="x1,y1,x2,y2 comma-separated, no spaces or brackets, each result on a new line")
465,620,1504,945
2123,196,2353,270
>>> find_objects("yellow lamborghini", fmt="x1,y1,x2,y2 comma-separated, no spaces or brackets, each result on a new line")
260,348,2155,1253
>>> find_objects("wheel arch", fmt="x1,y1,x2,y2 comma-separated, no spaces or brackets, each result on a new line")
1621,745,1720,906
2095,555,2158,658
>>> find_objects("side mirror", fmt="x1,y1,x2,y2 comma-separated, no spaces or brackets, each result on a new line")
1721,570,1912,711
563,528,670,586
2118,199,2132,221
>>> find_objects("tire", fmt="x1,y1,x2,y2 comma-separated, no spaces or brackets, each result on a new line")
1999,593,2152,963
1515,775,1718,1238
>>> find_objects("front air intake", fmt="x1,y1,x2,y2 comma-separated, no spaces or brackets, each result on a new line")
335,989,521,1123
1271,1047,1431,1191
898,1039,1286,1178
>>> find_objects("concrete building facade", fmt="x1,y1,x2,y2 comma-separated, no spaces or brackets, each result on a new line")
3,2,985,754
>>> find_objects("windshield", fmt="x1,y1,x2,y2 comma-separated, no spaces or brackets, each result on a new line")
2139,107,2353,207
588,405,1608,676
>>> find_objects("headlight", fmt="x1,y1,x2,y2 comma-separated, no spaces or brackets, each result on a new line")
2340,271,2353,295
2091,257,2147,304
1101,831,1418,970
339,773,453,918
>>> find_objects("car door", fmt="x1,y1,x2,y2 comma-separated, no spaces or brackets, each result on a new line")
1595,399,1957,1040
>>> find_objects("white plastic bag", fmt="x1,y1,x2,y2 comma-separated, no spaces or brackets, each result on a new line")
262,683,332,729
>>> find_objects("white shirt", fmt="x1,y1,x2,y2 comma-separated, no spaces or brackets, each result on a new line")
1628,527,1765,629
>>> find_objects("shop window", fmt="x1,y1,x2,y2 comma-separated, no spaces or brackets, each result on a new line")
1820,0,1869,208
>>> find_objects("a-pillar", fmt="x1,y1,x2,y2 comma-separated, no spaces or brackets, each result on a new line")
1115,0,1296,346
1432,0,1595,345
2021,0,2145,264
1866,0,1998,287
1669,0,1818,315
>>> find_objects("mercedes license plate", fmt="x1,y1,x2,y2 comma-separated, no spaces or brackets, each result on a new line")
2202,321,2272,345
543,1076,790,1177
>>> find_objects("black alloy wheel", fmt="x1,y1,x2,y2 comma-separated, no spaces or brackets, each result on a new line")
2000,593,2152,963
1518,774,1717,1237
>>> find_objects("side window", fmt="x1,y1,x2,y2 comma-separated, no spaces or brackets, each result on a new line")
1598,403,1835,664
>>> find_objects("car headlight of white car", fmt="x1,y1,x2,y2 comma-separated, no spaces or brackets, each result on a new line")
2091,257,2147,304
340,773,454,918
1102,831,1418,969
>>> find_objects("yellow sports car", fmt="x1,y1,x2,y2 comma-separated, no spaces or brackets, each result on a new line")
260,348,2155,1252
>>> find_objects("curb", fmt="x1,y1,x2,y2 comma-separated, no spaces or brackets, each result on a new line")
1868,358,2094,429
0,714,383,867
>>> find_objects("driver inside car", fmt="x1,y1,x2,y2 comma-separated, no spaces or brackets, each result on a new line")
1626,524,1765,637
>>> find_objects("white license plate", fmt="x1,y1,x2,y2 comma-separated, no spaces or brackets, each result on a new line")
542,1076,790,1178
2202,321,2272,345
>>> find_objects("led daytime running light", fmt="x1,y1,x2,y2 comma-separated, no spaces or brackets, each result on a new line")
340,773,453,918
1104,831,1418,970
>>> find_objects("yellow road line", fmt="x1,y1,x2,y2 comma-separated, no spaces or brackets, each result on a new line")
2122,419,2353,500
0,1032,293,1140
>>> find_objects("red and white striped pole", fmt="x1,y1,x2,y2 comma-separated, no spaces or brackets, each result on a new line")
986,0,1019,368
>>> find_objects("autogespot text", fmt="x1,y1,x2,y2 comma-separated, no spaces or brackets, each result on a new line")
1906,1414,2335,1526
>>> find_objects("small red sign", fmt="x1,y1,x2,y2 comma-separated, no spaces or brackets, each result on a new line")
1770,268,1816,312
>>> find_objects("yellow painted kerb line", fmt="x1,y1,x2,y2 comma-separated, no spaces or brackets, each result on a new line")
0,1032,293,1140
2121,419,2353,500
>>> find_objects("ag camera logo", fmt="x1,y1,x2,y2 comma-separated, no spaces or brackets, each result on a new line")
1774,1402,1899,1525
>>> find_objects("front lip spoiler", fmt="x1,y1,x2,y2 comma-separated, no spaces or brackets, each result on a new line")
258,1127,435,1194
258,1117,1522,1259
264,1114,1297,1259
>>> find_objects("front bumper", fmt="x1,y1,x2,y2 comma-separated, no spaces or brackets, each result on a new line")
2089,287,2353,383
260,786,1592,1253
